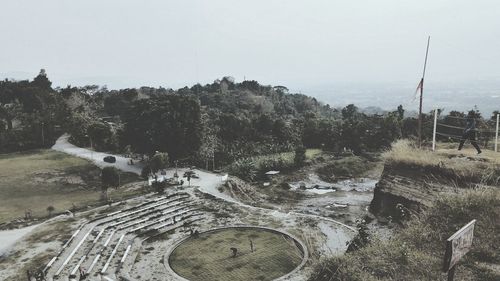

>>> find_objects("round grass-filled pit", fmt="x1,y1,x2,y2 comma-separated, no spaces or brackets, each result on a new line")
168,227,305,281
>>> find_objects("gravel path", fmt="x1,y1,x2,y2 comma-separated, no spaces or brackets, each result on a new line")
52,134,143,174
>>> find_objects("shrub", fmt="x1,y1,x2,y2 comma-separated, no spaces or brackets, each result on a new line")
229,158,257,182
294,145,307,167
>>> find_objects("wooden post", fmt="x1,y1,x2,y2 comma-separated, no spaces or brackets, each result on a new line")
432,108,438,151
495,113,499,153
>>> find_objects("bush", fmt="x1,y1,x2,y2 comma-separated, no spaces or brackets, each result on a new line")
259,156,292,172
229,158,257,182
151,180,166,194
294,145,307,167
101,166,120,188
141,164,151,179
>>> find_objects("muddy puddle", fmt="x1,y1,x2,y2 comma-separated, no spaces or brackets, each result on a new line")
289,173,378,193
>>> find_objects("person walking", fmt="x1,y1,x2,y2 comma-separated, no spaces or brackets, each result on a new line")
458,115,482,154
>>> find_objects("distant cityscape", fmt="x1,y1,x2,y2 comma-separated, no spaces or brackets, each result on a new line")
302,80,500,116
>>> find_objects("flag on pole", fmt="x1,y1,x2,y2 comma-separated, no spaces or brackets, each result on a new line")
413,78,423,101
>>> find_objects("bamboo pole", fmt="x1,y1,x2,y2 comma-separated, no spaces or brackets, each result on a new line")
418,36,431,148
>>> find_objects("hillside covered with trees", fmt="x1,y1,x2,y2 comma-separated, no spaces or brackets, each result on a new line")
2,70,497,168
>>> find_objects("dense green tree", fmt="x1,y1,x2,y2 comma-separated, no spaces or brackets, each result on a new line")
104,88,138,117
198,110,219,170
0,70,65,152
294,145,307,167
87,121,113,150
46,205,55,217
150,152,169,174
230,158,257,182
341,104,368,154
32,69,52,90
101,166,120,200
122,95,202,159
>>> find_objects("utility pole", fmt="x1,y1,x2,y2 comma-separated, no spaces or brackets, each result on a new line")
418,36,431,148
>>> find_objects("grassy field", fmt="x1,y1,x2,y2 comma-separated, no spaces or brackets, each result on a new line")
0,149,138,224
169,228,304,281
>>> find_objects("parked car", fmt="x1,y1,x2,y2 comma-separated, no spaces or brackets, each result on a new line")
103,156,116,163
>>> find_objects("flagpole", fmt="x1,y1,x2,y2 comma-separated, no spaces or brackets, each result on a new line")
418,36,431,148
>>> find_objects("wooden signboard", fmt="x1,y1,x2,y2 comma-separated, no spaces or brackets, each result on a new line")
443,219,476,281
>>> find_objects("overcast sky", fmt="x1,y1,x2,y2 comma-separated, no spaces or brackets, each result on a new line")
2,0,500,93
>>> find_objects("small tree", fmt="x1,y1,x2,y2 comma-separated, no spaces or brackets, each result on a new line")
101,167,120,201
141,164,151,180
294,145,307,167
183,170,196,186
150,152,169,175
47,205,55,217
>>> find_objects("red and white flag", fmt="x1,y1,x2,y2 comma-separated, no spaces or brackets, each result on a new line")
413,78,423,101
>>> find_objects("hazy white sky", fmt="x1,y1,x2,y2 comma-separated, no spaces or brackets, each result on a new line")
1,0,500,90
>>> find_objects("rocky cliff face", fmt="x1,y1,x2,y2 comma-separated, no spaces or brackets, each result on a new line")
369,162,486,219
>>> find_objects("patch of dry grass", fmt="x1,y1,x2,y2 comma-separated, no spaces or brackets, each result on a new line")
383,140,500,184
309,187,500,281
0,149,139,223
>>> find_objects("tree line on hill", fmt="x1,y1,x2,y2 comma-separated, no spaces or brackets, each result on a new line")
1,70,498,169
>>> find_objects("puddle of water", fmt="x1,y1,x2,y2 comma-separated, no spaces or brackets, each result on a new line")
287,173,379,226
317,221,352,254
